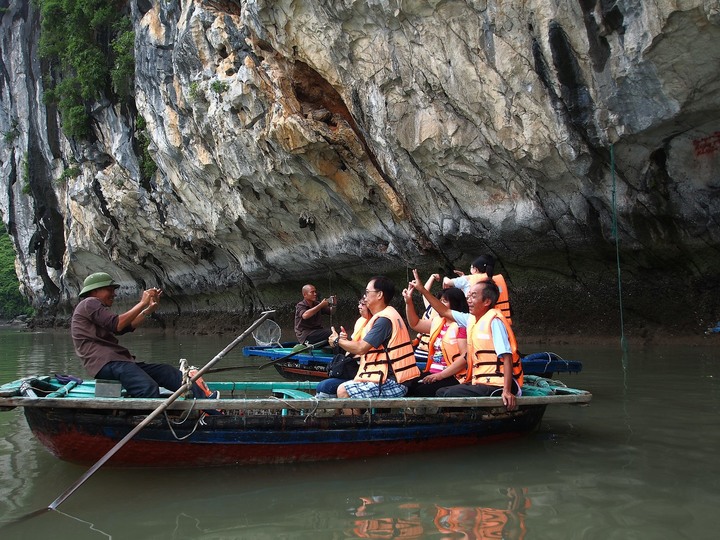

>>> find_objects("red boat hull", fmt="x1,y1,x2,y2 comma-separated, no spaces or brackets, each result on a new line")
24,405,546,467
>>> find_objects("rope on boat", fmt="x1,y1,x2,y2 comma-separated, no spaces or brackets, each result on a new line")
267,396,387,426
19,379,58,397
304,397,320,421
163,400,208,440
178,359,196,399
46,381,79,398
19,381,38,398
269,395,323,420
166,399,197,424
160,380,217,437
522,351,568,373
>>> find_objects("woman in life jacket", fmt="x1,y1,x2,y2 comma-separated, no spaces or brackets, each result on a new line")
315,298,372,397
402,286,469,397
412,273,442,363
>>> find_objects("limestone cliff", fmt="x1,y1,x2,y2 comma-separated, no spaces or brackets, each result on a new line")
1,0,719,337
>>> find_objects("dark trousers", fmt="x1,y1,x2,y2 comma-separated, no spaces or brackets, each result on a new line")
302,328,332,345
436,381,519,398
407,376,458,397
96,361,205,398
316,377,347,396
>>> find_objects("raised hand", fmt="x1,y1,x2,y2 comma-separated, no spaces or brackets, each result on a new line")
411,269,426,292
402,283,416,301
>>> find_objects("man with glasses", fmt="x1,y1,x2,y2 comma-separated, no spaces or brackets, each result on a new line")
408,269,521,410
328,276,420,399
294,284,336,344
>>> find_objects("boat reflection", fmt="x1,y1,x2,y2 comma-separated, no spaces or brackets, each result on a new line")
348,487,529,539
351,496,424,538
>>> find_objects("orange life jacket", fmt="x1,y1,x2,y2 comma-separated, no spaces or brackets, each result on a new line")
424,316,466,381
335,316,372,366
355,306,420,384
468,273,512,325
352,316,371,341
412,305,436,354
464,309,523,387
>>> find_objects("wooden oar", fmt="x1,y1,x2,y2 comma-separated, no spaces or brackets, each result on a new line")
47,309,276,511
208,340,328,373
204,365,258,374
258,340,328,370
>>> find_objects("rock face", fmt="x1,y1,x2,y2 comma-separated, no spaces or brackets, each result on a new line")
1,0,719,337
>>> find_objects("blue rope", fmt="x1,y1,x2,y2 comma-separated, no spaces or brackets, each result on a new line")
610,145,628,353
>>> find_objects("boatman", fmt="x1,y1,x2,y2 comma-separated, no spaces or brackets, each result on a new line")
294,284,336,344
409,269,522,410
71,272,215,399
328,276,420,399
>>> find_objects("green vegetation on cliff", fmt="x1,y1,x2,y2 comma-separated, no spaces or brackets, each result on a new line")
38,0,134,139
0,226,33,319
136,115,158,183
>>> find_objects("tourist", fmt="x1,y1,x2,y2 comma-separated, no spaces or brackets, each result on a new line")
412,273,441,363
315,298,372,398
443,255,512,324
411,270,522,410
71,272,215,399
403,286,469,397
294,284,336,344
328,276,420,399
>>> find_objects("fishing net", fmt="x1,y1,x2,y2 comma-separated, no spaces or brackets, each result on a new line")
252,319,282,347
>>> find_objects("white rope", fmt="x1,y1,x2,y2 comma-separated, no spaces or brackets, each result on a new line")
54,510,112,539
163,403,206,440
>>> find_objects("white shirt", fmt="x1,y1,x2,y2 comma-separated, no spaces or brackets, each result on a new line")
451,311,511,356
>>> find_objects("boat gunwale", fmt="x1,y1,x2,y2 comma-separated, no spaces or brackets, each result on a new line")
0,392,591,411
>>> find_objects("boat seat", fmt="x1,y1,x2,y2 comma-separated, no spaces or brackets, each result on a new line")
273,388,315,400
272,388,316,417
95,380,124,398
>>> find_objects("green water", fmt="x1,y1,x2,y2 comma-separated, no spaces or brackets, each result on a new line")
1,327,719,539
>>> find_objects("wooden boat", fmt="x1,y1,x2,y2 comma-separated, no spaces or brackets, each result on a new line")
0,375,591,467
242,344,583,382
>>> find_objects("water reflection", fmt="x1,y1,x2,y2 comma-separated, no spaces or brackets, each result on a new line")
349,496,424,538
348,487,529,539
3,463,538,539
1,328,720,539
0,413,41,516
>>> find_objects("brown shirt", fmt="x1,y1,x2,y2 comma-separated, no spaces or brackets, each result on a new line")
71,297,135,377
294,299,331,342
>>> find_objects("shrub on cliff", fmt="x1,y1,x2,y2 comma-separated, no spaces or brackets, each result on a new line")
0,226,33,319
38,0,135,139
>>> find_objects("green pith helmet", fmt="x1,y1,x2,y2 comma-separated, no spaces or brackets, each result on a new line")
79,272,119,297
